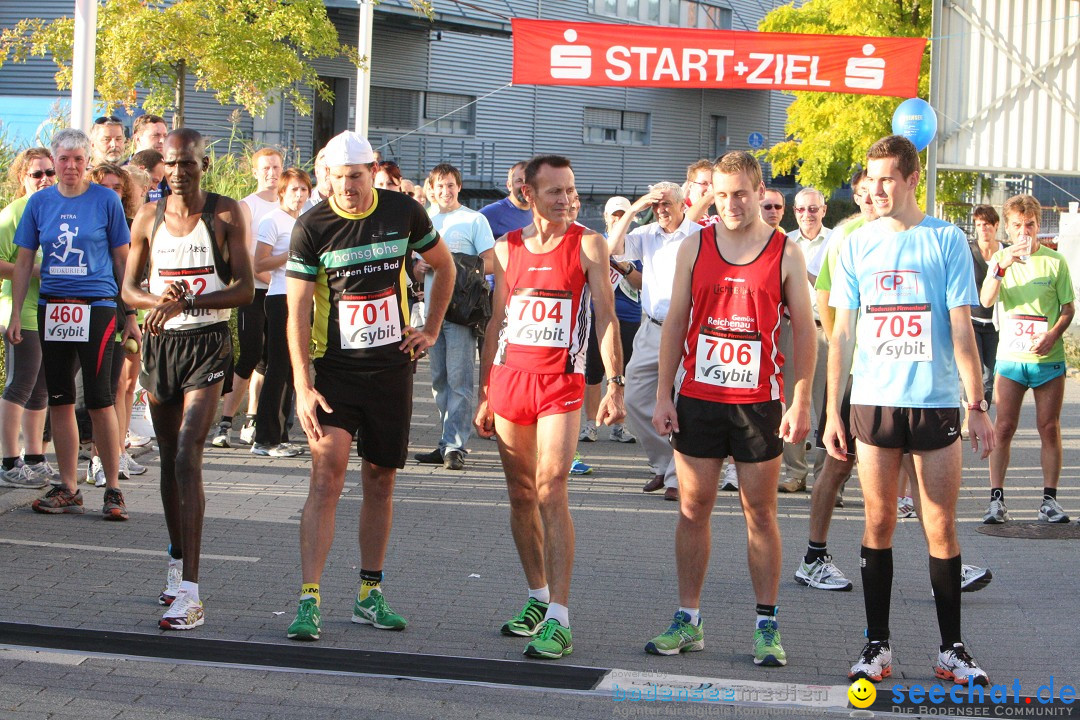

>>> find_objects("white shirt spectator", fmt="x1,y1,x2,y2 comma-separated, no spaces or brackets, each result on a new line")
426,205,495,298
623,216,699,322
257,209,297,296
787,225,830,319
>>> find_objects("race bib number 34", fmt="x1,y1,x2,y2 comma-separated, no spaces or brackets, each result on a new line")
861,303,932,362
339,287,401,349
695,327,761,388
1006,313,1048,354
44,302,90,342
507,288,572,348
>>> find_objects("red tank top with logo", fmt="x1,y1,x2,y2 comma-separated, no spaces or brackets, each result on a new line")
679,226,786,404
494,223,591,375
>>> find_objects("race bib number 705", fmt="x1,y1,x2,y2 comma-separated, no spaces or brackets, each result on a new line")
860,303,932,362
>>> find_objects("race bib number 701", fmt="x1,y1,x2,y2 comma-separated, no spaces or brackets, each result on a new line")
338,287,401,349
860,303,932,362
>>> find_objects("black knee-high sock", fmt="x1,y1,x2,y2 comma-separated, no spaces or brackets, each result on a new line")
861,546,893,642
929,554,962,650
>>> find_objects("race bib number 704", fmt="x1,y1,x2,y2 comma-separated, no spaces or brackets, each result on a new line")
506,288,572,348
860,303,932,362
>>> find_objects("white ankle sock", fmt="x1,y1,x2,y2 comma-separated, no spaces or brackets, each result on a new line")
678,607,701,625
528,586,550,604
544,602,569,627
179,580,199,602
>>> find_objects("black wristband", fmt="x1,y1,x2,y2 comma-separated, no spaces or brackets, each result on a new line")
124,309,136,317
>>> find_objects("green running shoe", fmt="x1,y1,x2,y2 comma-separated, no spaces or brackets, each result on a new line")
753,618,787,666
352,588,408,630
500,597,549,637
645,611,704,655
523,618,573,659
286,597,321,641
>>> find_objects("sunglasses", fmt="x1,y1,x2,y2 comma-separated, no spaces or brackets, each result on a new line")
27,169,57,179
795,206,822,214
94,115,121,124
761,203,783,211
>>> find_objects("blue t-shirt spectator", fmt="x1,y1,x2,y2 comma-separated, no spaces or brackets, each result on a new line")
478,197,531,239
15,183,130,302
614,260,643,323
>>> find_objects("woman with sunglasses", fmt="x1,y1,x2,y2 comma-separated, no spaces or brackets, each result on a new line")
0,148,57,488
5,128,138,519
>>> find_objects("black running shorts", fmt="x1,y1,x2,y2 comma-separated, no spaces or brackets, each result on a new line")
140,322,232,405
671,395,784,463
850,404,961,452
313,361,413,469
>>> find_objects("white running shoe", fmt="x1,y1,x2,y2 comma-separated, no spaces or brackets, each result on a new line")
1038,496,1070,523
849,640,893,682
159,558,183,606
238,421,256,446
85,456,106,487
122,452,147,476
720,462,739,491
160,589,204,630
578,425,597,442
268,443,301,458
934,643,989,686
897,496,917,518
210,421,231,448
126,432,152,448
983,498,1009,524
794,555,853,591
960,564,992,593
609,424,636,443
0,463,47,489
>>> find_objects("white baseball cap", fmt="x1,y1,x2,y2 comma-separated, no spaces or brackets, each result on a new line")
604,196,632,216
323,131,376,167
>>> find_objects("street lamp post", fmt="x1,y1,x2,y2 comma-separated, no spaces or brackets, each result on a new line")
355,0,373,137
71,0,97,132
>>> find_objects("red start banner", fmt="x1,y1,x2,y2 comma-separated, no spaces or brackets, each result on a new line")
511,19,926,98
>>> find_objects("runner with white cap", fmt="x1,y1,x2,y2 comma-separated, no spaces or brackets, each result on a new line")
283,131,455,641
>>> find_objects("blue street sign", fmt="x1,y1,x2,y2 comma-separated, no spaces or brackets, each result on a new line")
748,132,765,149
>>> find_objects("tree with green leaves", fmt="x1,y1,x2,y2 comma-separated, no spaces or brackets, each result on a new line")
0,0,428,127
759,0,973,206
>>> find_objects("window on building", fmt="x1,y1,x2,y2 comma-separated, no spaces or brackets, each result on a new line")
424,91,475,135
370,87,476,136
584,107,650,146
370,86,420,131
711,115,728,157
592,0,732,28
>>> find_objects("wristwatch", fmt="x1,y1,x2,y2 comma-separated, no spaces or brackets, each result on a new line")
184,292,196,312
965,400,988,412
608,375,626,387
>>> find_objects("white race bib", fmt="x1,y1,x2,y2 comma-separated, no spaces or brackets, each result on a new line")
694,327,761,388
1005,313,1048,354
338,288,401,349
44,302,90,343
506,289,572,348
861,303,933,362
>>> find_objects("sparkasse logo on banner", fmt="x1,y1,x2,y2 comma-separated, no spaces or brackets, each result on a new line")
511,19,926,97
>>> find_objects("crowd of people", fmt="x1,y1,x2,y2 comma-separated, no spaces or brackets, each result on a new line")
0,118,1074,686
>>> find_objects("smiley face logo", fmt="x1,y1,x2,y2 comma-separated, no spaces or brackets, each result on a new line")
848,678,877,708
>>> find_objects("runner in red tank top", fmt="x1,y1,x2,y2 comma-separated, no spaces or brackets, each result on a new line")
644,152,816,667
474,155,625,660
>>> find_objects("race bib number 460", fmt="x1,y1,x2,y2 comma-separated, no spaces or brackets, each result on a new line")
1005,313,1048,354
694,327,761,388
44,302,90,342
507,288,572,348
861,303,932,362
339,287,401,349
